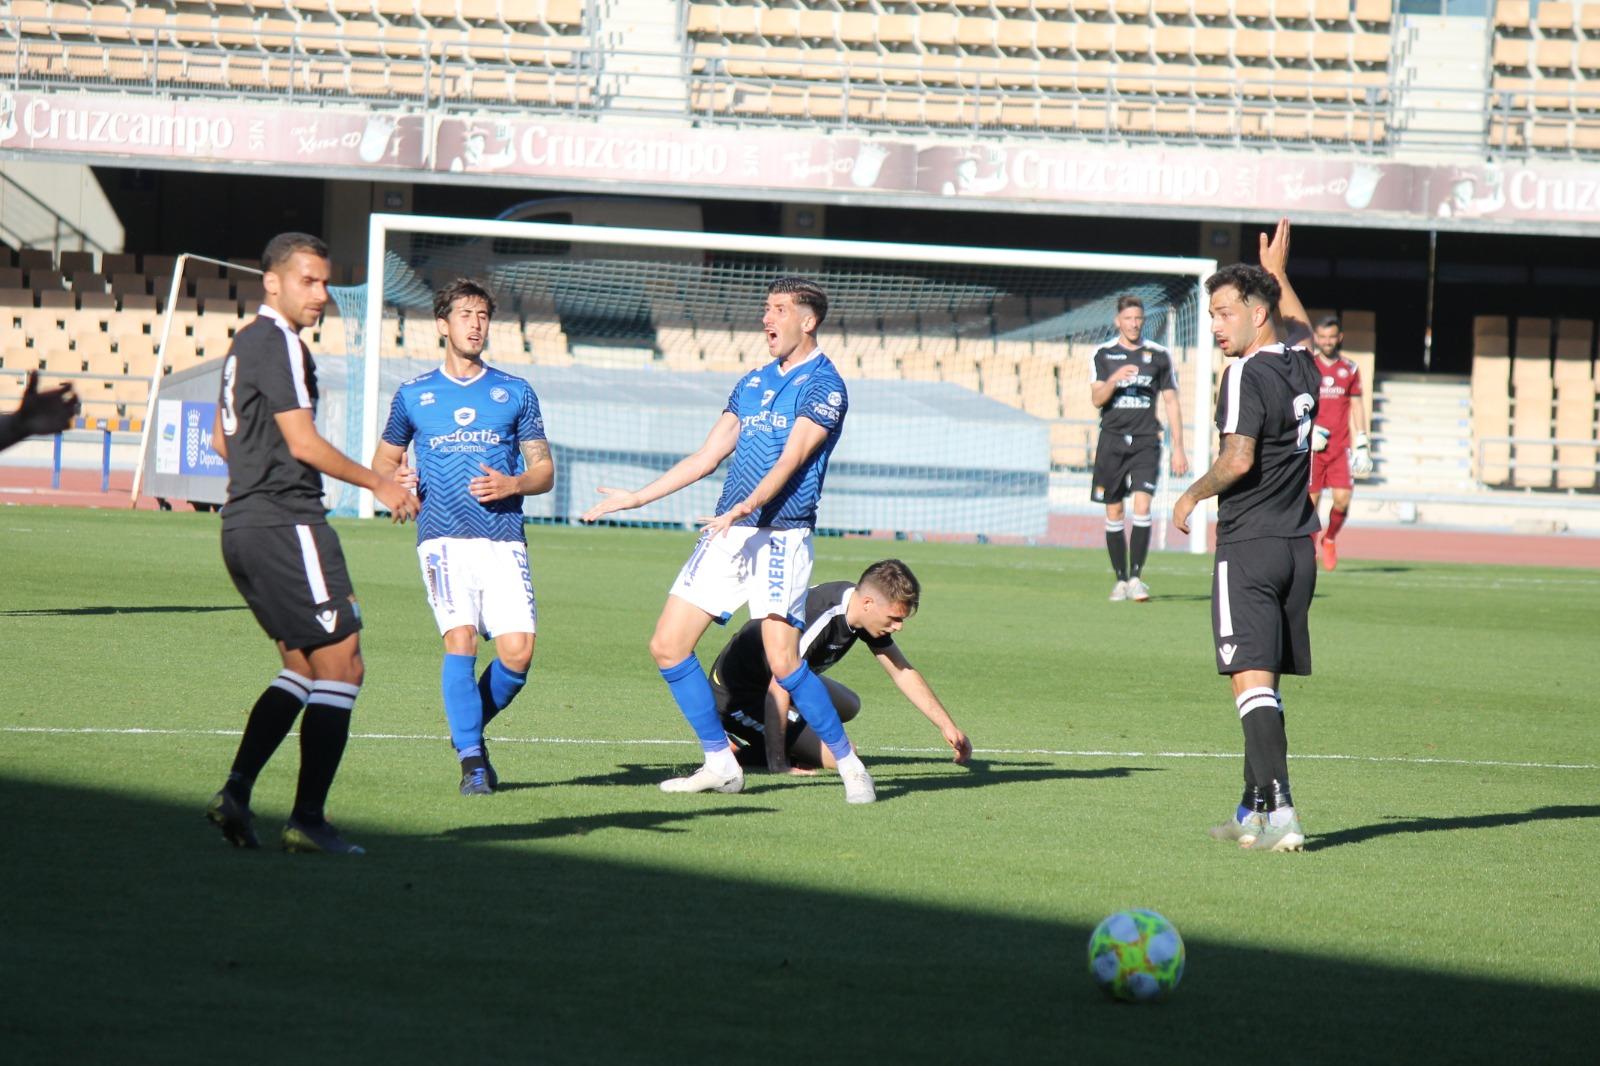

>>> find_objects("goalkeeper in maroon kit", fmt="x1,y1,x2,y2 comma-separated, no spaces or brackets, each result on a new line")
1307,316,1371,571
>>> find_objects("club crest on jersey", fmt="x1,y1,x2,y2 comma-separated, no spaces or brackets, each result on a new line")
419,391,435,406
490,386,510,403
1142,352,1152,363
454,407,476,427
1322,376,1335,387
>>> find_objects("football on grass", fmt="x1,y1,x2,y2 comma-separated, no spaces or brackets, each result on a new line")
1087,909,1185,1003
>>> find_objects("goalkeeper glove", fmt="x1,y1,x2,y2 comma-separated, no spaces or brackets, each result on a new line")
1351,433,1373,476
1310,424,1330,452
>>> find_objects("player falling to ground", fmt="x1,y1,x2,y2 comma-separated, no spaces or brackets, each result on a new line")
581,277,876,803
1173,219,1320,853
373,279,554,797
206,232,418,856
1089,295,1190,602
710,560,972,773
1307,316,1372,571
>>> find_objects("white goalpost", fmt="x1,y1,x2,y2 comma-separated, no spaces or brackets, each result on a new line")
347,212,1218,553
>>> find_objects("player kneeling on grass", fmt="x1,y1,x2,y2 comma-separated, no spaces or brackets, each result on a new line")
373,278,554,797
710,560,972,774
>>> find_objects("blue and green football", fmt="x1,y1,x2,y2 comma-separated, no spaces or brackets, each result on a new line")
1087,909,1185,1003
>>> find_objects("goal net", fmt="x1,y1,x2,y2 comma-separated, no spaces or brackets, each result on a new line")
322,214,1216,552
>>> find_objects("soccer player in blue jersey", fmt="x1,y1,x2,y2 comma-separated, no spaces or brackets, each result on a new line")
581,277,875,804
372,279,554,796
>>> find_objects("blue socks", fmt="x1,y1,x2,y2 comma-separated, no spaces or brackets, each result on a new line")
776,662,853,761
479,659,528,728
660,654,729,753
441,653,483,757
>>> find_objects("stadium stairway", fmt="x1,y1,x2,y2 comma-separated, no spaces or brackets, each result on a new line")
1393,14,1492,158
596,0,689,116
1368,374,1477,493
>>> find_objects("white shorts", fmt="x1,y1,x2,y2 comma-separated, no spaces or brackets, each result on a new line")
668,526,813,628
417,537,537,639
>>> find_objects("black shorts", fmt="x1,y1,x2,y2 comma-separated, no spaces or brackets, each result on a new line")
1091,432,1160,505
1211,536,1315,676
713,678,829,767
222,522,362,651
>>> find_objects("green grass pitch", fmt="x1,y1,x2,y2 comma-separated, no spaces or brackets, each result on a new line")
3,507,1596,1064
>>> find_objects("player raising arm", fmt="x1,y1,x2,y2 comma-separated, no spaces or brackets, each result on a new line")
709,560,972,773
372,278,554,797
205,232,417,857
582,277,877,803
1173,219,1320,854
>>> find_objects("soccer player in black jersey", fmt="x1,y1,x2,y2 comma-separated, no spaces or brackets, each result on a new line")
708,560,971,773
1089,296,1189,602
204,232,417,856
1174,220,1320,853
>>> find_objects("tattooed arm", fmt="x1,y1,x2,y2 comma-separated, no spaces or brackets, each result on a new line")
1172,433,1256,533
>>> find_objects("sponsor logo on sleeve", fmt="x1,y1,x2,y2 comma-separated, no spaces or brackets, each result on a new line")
827,391,842,406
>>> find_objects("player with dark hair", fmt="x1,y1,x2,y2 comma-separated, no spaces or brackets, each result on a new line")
581,276,878,803
373,278,553,796
1090,294,1189,602
0,370,79,452
1307,315,1371,571
1173,220,1319,853
710,560,972,771
205,231,418,855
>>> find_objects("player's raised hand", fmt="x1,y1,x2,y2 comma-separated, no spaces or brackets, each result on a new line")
581,486,643,522
373,476,419,524
1259,217,1291,277
469,462,520,503
13,370,80,437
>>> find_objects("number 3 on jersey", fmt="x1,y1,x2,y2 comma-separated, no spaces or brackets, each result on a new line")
1292,393,1315,453
220,354,239,435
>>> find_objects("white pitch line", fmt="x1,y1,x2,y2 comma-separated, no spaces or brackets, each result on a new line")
3,726,1594,771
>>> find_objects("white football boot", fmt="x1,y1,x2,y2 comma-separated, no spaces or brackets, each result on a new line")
659,764,745,795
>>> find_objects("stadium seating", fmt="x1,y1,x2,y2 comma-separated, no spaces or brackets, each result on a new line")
2,0,592,109
1489,0,1600,155
683,0,1392,148
1472,314,1600,489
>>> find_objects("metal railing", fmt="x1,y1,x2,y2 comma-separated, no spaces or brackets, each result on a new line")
0,171,112,257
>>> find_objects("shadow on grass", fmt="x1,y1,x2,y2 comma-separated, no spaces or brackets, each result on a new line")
3,775,1593,1065
0,604,246,617
547,758,1159,802
439,805,778,842
1313,804,1600,850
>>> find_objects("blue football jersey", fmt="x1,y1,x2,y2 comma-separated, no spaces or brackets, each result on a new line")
381,365,546,544
714,351,847,530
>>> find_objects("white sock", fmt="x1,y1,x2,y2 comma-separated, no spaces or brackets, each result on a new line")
1269,805,1298,828
835,750,865,775
705,747,740,776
